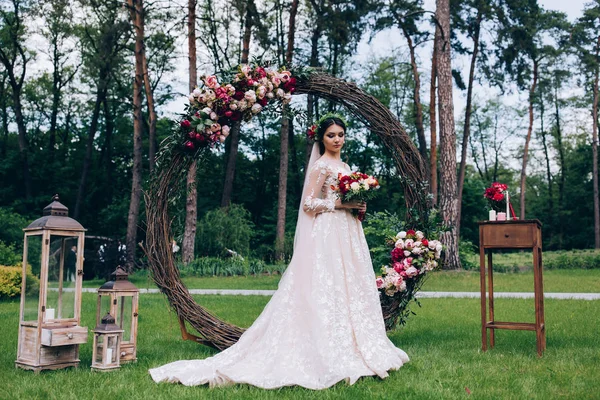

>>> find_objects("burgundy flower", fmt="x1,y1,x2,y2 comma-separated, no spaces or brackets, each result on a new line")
391,247,404,262
180,119,191,128
233,91,245,101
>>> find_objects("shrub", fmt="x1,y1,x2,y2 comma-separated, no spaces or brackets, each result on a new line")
0,241,21,266
544,250,600,270
0,208,27,248
458,239,478,270
195,204,254,257
178,256,281,277
0,263,39,300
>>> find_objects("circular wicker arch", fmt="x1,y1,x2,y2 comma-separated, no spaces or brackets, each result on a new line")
143,71,427,351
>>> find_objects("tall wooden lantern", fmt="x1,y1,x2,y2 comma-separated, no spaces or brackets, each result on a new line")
15,195,88,372
97,267,139,362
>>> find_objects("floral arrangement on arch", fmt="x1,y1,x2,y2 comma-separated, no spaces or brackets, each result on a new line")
179,65,297,151
376,229,442,329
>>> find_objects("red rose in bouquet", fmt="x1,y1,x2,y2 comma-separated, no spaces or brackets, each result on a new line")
331,171,380,221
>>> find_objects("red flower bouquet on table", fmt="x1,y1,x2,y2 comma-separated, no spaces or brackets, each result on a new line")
331,172,380,221
484,182,517,219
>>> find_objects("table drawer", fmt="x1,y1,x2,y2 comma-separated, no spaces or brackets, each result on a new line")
481,223,535,248
41,326,88,347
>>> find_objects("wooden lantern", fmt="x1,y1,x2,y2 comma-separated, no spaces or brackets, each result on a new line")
15,195,88,372
96,267,139,362
91,313,123,371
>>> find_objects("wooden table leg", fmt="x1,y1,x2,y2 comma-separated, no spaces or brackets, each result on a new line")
488,251,495,348
533,245,543,356
480,246,487,352
537,247,546,351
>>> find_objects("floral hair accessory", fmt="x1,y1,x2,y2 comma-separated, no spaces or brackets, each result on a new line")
306,124,318,141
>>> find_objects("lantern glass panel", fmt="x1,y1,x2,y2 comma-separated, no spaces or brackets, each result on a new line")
22,235,42,323
95,335,104,364
107,335,117,363
118,296,133,343
46,235,78,320
98,293,112,320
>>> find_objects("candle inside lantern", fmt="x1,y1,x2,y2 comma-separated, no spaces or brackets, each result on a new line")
106,348,113,365
506,191,510,220
46,308,55,320
497,212,507,221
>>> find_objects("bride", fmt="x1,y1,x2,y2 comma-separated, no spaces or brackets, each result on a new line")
150,115,409,389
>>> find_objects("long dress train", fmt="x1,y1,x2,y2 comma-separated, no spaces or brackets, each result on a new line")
149,159,409,389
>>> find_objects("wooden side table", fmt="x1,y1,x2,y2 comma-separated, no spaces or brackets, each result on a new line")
478,219,546,356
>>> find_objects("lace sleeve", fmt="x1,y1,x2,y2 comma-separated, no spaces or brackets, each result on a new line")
302,163,336,215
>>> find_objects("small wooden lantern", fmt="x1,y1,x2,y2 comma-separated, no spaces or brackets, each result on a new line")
96,266,139,362
91,313,123,371
15,195,88,372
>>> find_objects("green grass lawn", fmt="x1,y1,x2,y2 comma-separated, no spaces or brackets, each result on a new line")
82,268,600,293
0,293,598,399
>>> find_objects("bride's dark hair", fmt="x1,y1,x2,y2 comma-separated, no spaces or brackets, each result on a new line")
317,116,346,154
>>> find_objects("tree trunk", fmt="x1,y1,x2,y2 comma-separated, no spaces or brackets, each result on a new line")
183,0,198,264
0,2,32,200
456,8,482,239
305,0,324,169
143,56,157,174
592,36,600,249
74,85,104,219
430,26,439,206
554,82,565,248
436,0,460,269
539,90,553,237
400,25,427,160
275,0,299,260
222,1,255,208
102,97,115,203
0,75,8,158
519,59,539,220
183,162,197,263
125,0,146,271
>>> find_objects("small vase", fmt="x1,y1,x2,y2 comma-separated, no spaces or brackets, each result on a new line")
497,212,507,221
488,210,497,221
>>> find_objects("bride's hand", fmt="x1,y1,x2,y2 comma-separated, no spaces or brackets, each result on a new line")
335,199,366,210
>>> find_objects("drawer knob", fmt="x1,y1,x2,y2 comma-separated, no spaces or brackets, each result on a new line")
504,234,509,238
67,333,73,339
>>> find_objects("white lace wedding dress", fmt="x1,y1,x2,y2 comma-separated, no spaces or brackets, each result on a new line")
149,157,409,389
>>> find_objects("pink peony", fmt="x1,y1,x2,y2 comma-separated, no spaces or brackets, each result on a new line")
222,125,230,136
405,266,419,278
393,262,403,273
280,71,291,82
376,277,384,289
204,75,219,89
244,90,256,102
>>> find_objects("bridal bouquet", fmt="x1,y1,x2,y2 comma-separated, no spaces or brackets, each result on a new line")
331,172,380,221
376,229,442,328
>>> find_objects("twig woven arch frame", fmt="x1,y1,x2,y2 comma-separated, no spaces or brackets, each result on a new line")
143,71,427,350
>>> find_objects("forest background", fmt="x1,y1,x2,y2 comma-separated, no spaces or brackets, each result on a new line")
1,0,599,276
